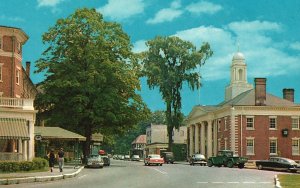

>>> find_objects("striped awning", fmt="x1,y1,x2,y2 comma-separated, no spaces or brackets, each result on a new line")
0,118,29,140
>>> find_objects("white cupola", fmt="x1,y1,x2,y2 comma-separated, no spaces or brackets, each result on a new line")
225,51,253,101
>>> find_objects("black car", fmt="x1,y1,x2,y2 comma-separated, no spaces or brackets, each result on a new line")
189,154,207,166
101,155,110,166
256,157,300,173
161,152,174,164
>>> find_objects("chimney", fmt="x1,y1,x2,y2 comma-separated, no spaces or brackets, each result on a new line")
283,88,294,102
26,61,30,77
255,78,266,106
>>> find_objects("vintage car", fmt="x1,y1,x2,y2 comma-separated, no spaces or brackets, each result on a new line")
161,152,174,164
144,154,164,166
131,155,140,161
256,157,300,173
207,150,248,168
85,154,104,168
189,154,207,166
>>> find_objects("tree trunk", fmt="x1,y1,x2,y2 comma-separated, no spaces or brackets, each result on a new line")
167,125,173,152
83,123,92,163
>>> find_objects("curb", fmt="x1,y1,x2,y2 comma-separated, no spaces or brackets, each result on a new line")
274,175,281,188
0,166,84,185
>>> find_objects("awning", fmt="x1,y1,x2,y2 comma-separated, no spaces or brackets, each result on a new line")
0,118,29,140
35,127,86,141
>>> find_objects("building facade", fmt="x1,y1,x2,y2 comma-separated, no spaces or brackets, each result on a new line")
185,52,300,161
0,25,37,161
131,135,146,158
145,124,187,155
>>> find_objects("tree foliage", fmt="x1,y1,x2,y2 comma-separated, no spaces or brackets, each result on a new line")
141,36,213,150
34,8,149,156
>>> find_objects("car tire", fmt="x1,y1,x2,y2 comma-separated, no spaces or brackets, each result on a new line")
238,163,245,169
207,160,213,167
258,164,263,170
227,161,234,168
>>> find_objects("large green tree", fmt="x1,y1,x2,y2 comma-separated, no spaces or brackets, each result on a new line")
35,8,149,157
141,36,213,151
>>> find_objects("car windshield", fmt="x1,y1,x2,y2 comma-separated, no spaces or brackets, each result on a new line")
149,155,160,159
284,158,297,164
194,154,205,159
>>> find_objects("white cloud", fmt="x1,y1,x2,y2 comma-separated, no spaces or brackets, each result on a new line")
133,40,148,53
146,9,183,24
0,15,25,22
228,20,281,34
171,20,299,81
37,0,63,7
186,1,222,15
97,0,145,21
290,42,300,51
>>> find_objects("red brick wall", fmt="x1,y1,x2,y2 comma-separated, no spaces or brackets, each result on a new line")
237,115,300,161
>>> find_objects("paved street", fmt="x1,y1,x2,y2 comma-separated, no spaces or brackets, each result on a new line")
2,159,287,188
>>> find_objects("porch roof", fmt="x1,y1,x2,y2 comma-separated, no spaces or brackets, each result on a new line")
34,126,86,141
0,118,29,140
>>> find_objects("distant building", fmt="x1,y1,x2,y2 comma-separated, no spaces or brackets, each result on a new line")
185,51,300,161
131,135,146,158
0,25,37,161
145,123,187,155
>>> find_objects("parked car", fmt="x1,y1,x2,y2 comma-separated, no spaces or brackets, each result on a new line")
207,150,248,168
124,155,130,160
161,152,174,164
256,157,300,173
131,155,140,161
102,155,111,166
144,154,164,166
85,154,104,168
189,154,207,166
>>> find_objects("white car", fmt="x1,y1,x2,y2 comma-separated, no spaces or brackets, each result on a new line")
85,154,104,168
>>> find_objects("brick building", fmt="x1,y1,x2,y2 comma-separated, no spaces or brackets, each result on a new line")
0,25,37,161
185,51,300,161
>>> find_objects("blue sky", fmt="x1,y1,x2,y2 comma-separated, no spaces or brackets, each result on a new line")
1,0,300,115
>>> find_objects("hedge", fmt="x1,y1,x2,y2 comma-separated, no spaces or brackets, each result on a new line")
0,158,48,173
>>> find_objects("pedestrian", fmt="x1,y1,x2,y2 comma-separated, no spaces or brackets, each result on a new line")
57,148,65,172
48,149,55,172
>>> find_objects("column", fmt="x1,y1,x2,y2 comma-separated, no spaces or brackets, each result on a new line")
194,124,199,153
213,120,218,156
18,139,23,153
22,140,27,161
200,123,205,155
207,120,213,158
189,125,194,156
28,121,35,161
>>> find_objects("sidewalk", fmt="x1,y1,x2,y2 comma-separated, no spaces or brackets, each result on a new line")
0,165,84,185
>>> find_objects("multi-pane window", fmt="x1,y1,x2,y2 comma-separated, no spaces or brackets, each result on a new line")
292,139,300,155
246,117,254,129
292,117,299,129
16,69,20,85
246,139,254,155
0,63,3,81
218,120,221,132
224,117,228,130
269,117,277,129
269,139,277,155
224,138,228,150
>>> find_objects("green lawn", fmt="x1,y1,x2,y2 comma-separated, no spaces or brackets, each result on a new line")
278,174,300,188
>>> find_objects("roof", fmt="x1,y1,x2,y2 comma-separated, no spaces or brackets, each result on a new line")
0,118,29,140
34,127,86,141
132,135,146,144
219,89,297,107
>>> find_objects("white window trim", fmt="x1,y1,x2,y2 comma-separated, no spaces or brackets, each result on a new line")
16,66,21,85
0,63,3,82
292,138,300,156
269,116,277,130
292,117,300,130
224,137,228,150
269,137,278,156
246,116,255,130
246,138,255,155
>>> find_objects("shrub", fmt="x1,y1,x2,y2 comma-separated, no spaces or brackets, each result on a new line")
0,158,48,172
